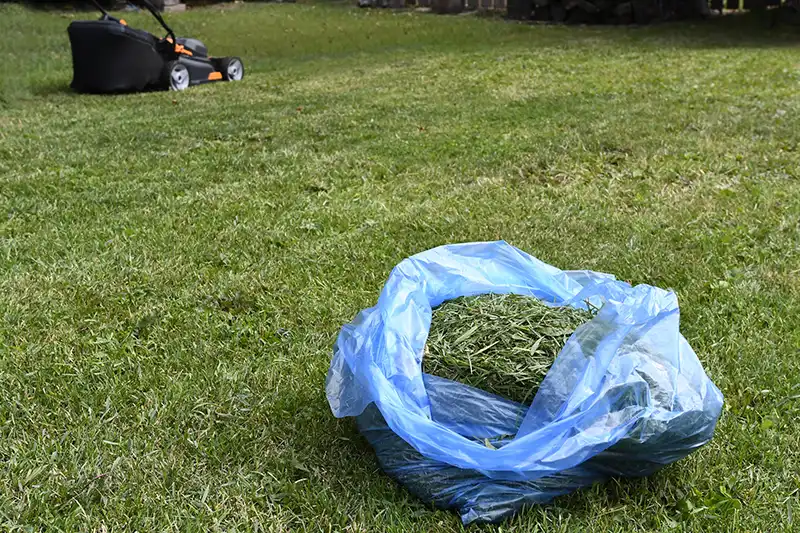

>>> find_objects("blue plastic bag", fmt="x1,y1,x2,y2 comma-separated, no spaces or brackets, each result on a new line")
326,241,723,525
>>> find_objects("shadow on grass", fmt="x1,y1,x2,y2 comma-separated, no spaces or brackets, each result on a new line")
31,80,173,98
649,10,800,49
486,468,685,531
32,81,75,97
503,9,800,50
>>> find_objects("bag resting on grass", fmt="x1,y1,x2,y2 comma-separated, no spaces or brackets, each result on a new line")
325,241,723,525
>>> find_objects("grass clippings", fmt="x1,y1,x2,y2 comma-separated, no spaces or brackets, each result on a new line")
423,294,593,405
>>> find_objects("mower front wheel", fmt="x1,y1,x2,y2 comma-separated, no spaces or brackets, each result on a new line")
219,57,245,82
163,61,190,91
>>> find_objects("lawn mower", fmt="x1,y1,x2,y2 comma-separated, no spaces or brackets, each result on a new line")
68,0,244,93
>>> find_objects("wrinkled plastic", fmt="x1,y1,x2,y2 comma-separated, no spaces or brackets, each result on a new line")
326,241,723,525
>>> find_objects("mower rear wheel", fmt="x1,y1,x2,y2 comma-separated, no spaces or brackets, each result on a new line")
219,57,245,82
164,61,190,91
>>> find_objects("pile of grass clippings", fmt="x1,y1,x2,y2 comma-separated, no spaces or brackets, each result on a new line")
423,294,594,405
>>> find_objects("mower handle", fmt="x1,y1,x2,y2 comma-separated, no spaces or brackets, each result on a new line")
88,0,113,18
137,0,177,43
88,0,176,43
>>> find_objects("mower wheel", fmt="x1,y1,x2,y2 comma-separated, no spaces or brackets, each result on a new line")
219,57,245,82
164,61,190,91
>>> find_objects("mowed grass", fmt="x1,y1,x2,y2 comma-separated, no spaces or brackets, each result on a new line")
1,2,800,531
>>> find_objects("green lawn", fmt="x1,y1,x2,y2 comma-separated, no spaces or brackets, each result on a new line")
1,3,799,531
